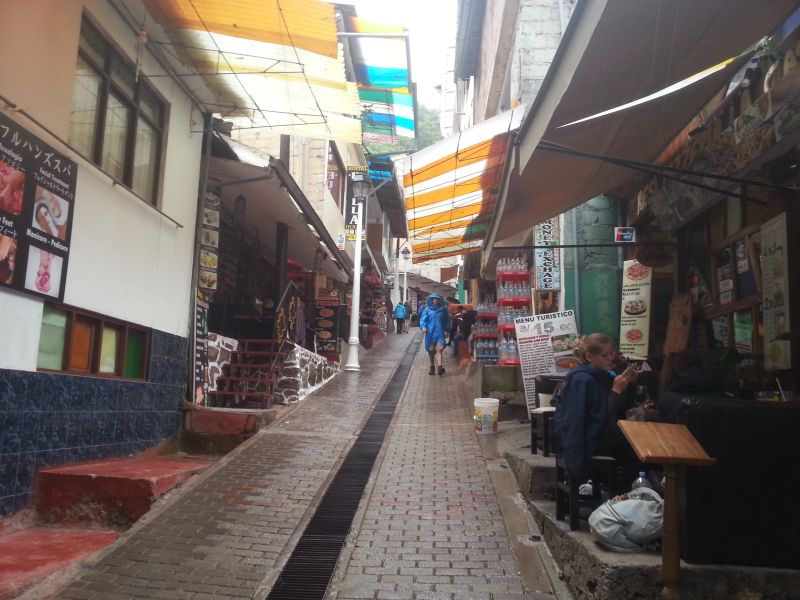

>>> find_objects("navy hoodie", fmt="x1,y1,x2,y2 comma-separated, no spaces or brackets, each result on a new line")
553,364,625,478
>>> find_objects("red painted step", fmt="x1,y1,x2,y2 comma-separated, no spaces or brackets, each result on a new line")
35,456,213,527
0,527,118,600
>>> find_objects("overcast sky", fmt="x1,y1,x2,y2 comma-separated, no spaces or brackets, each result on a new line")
343,0,457,108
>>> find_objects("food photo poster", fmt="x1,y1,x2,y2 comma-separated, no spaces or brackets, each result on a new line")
619,259,652,360
0,112,77,301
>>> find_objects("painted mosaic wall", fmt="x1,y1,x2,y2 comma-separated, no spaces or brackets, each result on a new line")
272,346,339,405
0,330,187,516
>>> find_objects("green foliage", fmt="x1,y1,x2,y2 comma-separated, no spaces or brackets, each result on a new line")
364,104,443,155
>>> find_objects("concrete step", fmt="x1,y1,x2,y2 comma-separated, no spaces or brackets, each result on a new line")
181,404,277,454
35,456,213,527
0,527,118,600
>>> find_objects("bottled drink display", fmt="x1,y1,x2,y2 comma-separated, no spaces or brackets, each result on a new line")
474,257,533,366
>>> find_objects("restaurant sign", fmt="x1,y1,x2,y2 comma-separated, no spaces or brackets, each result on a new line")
0,112,77,301
618,259,652,360
534,217,560,290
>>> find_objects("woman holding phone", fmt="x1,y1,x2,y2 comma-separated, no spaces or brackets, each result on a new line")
553,333,640,480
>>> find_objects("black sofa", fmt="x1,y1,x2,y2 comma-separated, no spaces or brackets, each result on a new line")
676,396,800,569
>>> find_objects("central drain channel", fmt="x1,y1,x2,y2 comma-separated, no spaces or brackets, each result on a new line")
266,340,418,600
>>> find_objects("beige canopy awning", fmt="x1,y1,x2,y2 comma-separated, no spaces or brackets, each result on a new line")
132,0,362,142
487,0,800,250
208,138,352,283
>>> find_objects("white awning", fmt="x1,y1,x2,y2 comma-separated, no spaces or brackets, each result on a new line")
488,0,800,249
208,156,350,282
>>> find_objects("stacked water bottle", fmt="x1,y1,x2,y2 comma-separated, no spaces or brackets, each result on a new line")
497,280,531,299
497,257,529,273
497,306,528,326
475,301,498,317
472,322,497,337
474,339,498,365
498,337,519,363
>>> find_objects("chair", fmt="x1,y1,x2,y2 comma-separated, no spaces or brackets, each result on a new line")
555,454,618,531
530,376,563,456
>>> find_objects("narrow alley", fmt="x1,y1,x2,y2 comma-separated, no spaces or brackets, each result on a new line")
36,333,565,600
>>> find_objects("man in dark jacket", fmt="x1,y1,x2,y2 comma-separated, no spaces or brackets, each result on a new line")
658,350,722,422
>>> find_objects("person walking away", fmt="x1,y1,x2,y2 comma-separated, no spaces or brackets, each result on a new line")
393,302,407,335
403,301,412,333
450,311,465,357
553,333,639,482
419,293,450,375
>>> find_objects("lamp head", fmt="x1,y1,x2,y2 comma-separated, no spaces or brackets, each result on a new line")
349,170,371,199
401,247,410,260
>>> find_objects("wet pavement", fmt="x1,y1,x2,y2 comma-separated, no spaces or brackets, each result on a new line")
35,332,567,600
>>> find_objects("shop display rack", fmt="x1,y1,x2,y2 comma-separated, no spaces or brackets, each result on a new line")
496,258,533,366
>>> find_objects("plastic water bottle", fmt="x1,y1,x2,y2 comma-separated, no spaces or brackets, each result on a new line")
631,472,651,491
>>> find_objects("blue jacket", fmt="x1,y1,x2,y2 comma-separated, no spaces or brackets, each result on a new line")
419,294,450,349
393,304,407,319
553,364,622,478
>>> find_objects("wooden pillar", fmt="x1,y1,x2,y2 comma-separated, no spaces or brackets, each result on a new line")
661,464,681,599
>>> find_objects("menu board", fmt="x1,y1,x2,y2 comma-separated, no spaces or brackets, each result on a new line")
315,299,340,356
761,213,791,370
534,217,560,290
0,112,77,301
198,189,220,298
619,259,652,360
514,310,579,415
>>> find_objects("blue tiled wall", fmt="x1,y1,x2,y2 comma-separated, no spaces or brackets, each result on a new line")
0,330,187,516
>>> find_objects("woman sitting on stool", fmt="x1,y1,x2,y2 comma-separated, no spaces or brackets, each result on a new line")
553,333,640,482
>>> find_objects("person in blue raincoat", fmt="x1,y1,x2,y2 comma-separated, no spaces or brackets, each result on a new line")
419,293,450,376
392,302,407,335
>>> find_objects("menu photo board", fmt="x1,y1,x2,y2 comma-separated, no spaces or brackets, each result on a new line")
0,112,77,301
761,213,791,370
198,189,220,298
315,299,340,356
514,310,579,415
619,259,652,360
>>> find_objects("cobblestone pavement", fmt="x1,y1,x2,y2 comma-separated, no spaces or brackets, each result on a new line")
47,333,564,600
327,346,556,600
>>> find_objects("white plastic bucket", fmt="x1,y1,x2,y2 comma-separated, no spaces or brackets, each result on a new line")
474,398,499,434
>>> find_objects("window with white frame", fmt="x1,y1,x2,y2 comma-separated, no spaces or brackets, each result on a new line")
69,17,166,206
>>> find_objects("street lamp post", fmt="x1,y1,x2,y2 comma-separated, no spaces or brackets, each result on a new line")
391,240,400,307
401,246,410,304
343,171,370,372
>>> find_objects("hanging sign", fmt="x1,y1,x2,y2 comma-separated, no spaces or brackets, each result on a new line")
345,166,367,241
761,213,791,370
0,112,77,301
534,217,560,290
619,259,652,360
514,310,579,415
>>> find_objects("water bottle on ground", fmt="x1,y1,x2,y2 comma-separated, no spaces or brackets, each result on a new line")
631,472,651,491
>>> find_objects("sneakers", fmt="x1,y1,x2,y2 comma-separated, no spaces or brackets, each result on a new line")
429,366,436,375
438,366,445,376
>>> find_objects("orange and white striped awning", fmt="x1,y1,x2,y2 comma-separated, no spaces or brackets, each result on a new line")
403,107,525,263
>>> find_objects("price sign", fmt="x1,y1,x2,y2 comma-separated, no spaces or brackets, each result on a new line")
514,310,579,416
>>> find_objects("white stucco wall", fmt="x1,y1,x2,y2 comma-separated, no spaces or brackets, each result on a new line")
0,0,204,370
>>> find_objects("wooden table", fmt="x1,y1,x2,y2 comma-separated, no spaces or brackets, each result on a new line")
618,421,715,600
